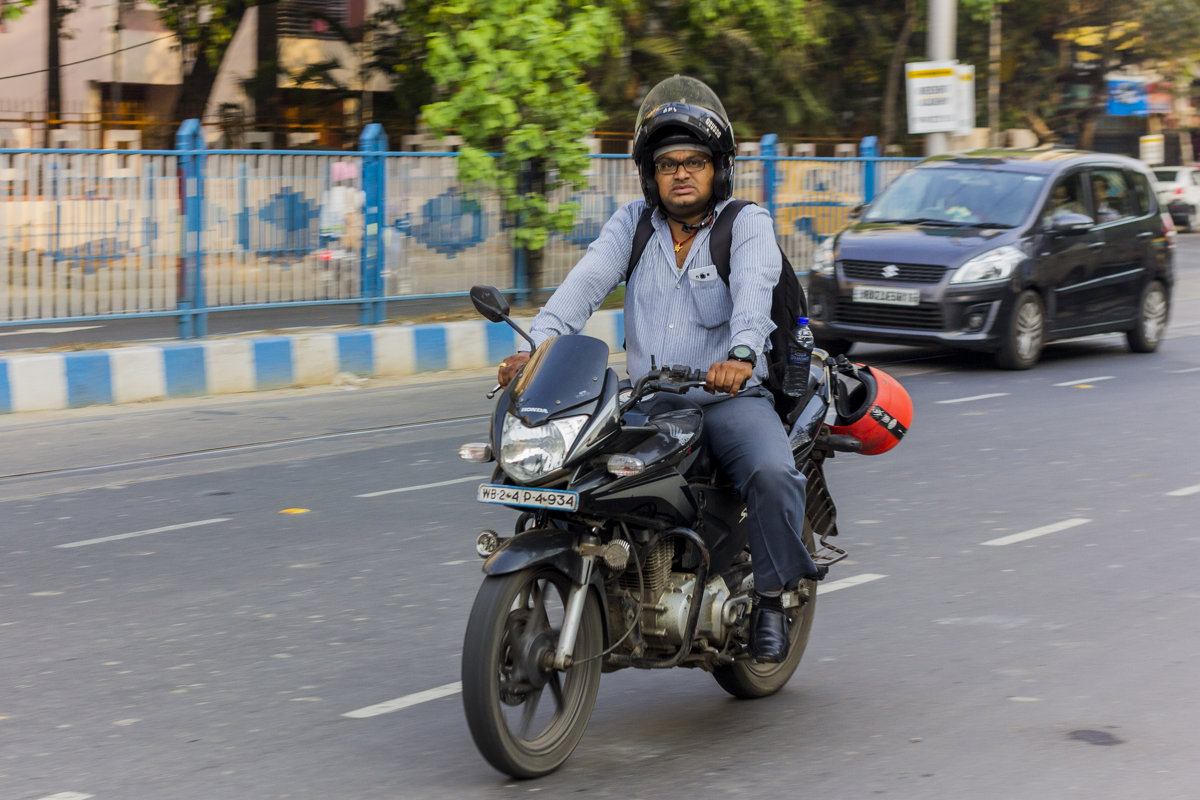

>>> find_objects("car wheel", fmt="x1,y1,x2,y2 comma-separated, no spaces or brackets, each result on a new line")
1181,205,1196,232
994,290,1045,370
1126,280,1169,353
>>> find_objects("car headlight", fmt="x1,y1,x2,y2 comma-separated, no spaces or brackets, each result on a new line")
499,414,589,482
812,238,835,276
949,245,1023,285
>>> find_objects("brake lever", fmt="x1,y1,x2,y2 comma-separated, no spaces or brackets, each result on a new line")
486,383,503,399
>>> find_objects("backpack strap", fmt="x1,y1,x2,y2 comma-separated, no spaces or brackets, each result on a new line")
708,199,753,284
624,207,656,284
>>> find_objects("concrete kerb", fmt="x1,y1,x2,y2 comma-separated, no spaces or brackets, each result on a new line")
0,310,626,414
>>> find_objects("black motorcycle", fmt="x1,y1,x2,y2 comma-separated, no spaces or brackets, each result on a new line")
457,285,872,778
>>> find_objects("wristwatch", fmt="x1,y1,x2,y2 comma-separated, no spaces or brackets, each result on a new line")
727,345,757,367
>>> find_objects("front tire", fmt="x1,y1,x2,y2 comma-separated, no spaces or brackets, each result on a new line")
994,290,1045,370
1126,280,1169,353
712,521,818,699
462,568,603,779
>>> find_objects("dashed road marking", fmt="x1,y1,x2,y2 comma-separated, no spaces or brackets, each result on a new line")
356,475,481,498
343,682,462,718
981,518,1091,547
818,573,888,593
936,393,1009,405
55,518,231,549
1053,376,1114,387
35,793,95,800
1167,484,1200,497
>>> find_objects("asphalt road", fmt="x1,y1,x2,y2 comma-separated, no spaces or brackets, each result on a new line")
3,255,1200,799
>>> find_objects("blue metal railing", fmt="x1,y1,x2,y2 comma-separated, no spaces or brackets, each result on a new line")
0,122,920,336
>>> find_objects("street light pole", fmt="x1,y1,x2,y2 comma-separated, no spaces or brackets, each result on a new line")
926,0,957,156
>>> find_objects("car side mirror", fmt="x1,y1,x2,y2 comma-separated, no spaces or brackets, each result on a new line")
1050,213,1095,235
848,203,866,219
470,285,510,322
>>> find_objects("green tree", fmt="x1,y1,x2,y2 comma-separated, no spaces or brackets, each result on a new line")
420,0,618,291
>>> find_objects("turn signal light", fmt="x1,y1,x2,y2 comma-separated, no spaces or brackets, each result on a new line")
459,442,493,462
606,454,645,477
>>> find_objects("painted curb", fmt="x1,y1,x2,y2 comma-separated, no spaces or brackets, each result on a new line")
0,310,625,414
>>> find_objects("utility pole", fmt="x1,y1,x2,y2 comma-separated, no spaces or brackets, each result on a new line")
988,3,1001,147
926,0,956,156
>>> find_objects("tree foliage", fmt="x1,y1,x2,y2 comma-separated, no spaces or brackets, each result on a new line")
419,0,618,261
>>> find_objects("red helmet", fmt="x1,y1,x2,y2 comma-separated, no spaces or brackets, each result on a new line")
829,364,912,455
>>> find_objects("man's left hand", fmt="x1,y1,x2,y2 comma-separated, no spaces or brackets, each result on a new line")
705,360,754,396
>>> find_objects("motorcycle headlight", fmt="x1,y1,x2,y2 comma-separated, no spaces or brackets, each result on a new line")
499,414,589,483
812,237,836,277
949,245,1023,285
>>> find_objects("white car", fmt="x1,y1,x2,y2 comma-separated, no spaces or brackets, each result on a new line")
1153,166,1200,231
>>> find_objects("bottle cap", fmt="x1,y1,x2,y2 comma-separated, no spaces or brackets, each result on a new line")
797,317,809,325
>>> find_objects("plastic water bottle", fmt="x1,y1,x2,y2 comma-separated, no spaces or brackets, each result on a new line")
782,317,814,397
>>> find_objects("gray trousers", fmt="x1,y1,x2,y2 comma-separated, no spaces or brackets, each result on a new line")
701,393,818,592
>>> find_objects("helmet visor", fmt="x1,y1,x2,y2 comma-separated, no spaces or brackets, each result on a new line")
636,75,729,132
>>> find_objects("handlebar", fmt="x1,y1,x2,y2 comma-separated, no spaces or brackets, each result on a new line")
620,364,709,413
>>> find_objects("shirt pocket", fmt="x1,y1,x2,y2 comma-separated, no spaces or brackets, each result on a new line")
688,272,733,329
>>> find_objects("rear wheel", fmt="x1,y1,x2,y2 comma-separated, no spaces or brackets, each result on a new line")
712,521,818,699
1126,280,1169,353
462,568,602,779
994,290,1045,370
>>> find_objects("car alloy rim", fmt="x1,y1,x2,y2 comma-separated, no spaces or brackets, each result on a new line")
1015,300,1044,359
1143,286,1168,344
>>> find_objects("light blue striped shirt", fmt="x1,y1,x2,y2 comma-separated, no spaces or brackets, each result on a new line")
529,198,781,402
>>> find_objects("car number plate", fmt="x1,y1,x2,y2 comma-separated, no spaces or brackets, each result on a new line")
477,484,579,511
852,285,920,306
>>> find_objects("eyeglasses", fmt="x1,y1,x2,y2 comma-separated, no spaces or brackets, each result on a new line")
654,157,711,175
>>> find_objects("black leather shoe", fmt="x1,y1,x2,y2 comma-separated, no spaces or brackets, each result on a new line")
749,604,791,663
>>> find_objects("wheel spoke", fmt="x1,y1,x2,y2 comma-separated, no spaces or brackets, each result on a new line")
530,579,550,631
518,686,543,739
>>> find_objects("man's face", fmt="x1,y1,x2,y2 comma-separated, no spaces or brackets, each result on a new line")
654,149,714,220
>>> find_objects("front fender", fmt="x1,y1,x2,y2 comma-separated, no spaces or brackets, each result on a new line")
482,528,612,650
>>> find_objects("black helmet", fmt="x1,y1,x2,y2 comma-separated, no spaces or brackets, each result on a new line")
632,75,736,209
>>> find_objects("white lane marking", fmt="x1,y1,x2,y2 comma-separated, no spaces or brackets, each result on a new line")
35,793,95,800
1053,376,1114,387
981,518,1091,547
1167,484,1200,497
55,518,231,549
1169,367,1200,374
343,681,463,718
936,393,1009,405
356,475,482,498
345,573,887,719
818,573,888,594
0,325,102,337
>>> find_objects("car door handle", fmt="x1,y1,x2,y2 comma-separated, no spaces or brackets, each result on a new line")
1088,241,1105,249
1137,231,1153,239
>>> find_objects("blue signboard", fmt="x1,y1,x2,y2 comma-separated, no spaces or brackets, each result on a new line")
1107,79,1148,117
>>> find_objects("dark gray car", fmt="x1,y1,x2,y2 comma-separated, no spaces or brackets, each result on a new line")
806,149,1175,369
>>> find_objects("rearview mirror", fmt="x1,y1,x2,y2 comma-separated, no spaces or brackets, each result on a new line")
470,285,510,322
1051,213,1095,235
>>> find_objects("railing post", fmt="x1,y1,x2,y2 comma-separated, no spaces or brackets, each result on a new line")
860,135,879,204
761,133,778,222
358,123,388,325
175,119,207,338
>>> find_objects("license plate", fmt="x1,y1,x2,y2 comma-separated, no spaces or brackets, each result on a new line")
852,284,920,306
477,484,579,511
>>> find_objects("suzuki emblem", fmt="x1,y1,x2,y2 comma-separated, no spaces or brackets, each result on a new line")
881,264,900,279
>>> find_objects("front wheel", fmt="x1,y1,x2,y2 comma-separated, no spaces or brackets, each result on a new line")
462,568,603,779
994,290,1045,370
712,521,819,699
1126,280,1169,353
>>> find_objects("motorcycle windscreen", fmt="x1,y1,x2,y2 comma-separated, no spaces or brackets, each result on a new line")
509,335,610,425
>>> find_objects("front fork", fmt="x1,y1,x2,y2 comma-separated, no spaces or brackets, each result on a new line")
552,553,596,670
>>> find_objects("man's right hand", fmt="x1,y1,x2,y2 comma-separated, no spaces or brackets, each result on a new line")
497,352,531,387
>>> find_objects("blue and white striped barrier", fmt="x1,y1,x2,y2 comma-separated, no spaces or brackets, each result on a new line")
0,310,625,414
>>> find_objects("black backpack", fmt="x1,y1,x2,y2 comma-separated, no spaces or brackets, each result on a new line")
625,199,809,422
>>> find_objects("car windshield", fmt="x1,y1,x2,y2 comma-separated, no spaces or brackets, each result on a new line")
865,167,1047,228
1154,169,1181,183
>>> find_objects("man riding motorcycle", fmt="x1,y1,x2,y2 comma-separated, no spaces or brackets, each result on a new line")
496,75,823,663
